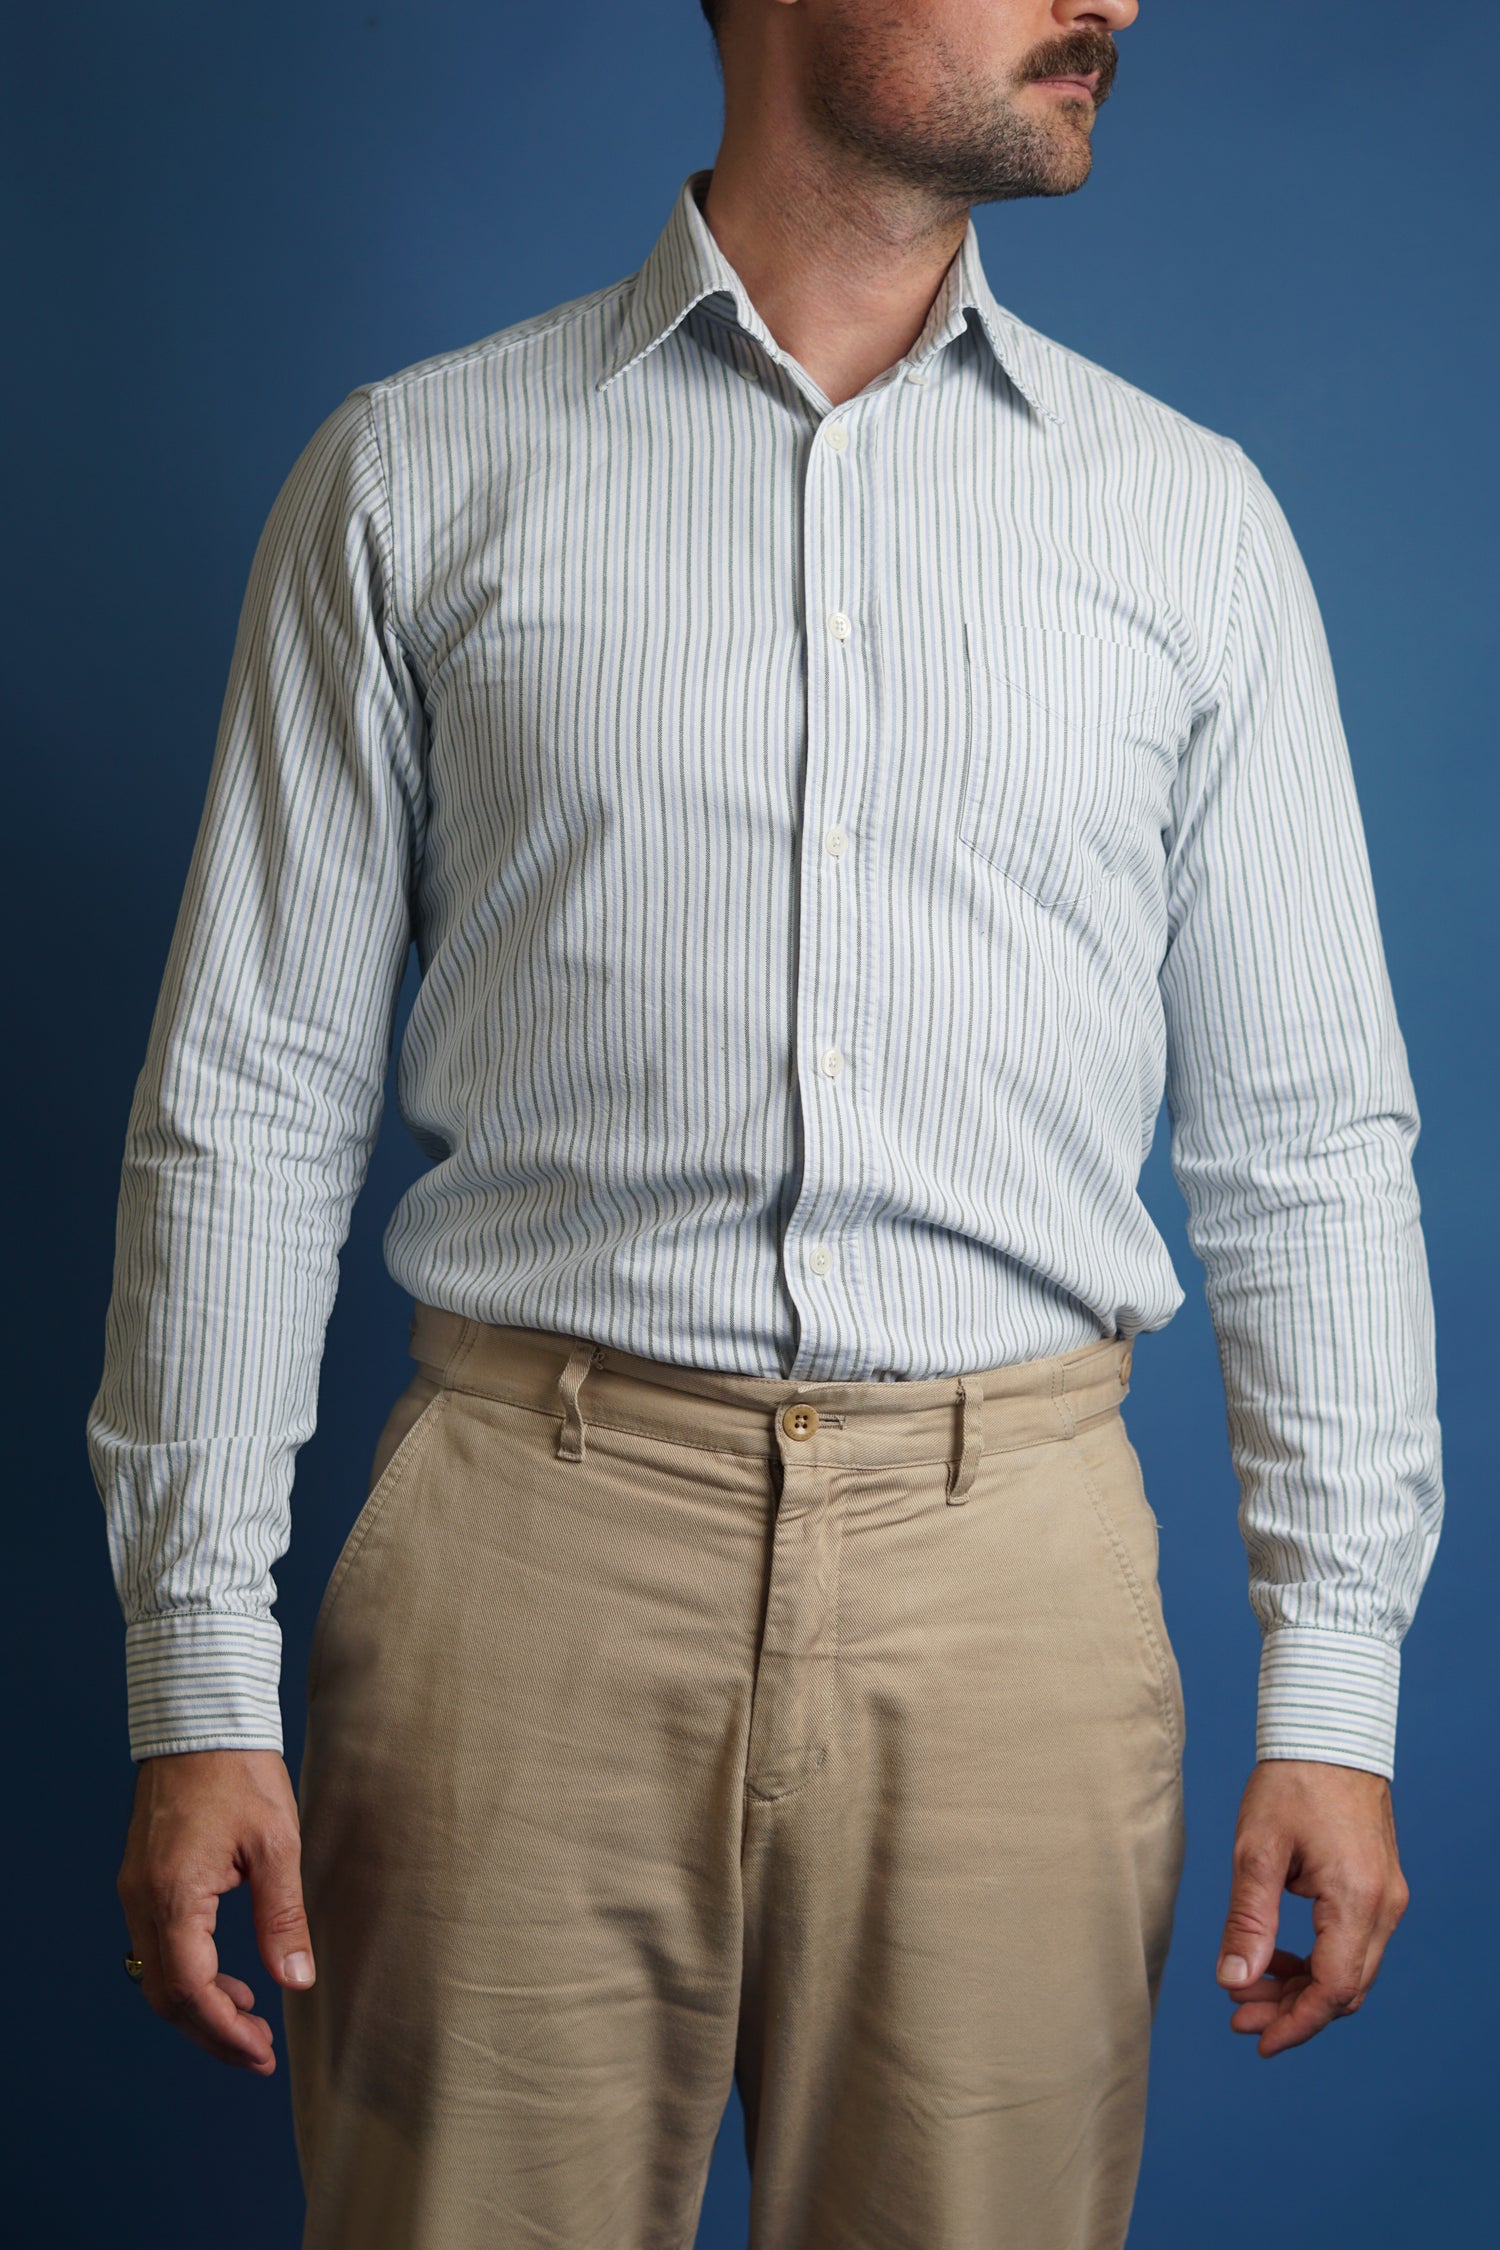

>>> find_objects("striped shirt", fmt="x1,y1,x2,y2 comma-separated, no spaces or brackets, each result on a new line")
86,166,1442,1778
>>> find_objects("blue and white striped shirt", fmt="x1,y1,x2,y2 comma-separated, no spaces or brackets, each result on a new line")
87,167,1442,1778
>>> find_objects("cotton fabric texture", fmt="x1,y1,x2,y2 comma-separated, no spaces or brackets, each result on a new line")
285,1303,1185,2250
85,167,1442,1779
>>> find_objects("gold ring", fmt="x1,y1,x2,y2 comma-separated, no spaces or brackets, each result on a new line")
123,1953,145,1982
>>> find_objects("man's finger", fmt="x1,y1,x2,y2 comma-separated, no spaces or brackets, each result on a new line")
1219,1945,1308,2001
1217,1834,1292,1989
169,1980,278,2073
151,1890,276,2072
1256,1893,1376,2056
245,1820,316,1994
1221,1948,1309,2034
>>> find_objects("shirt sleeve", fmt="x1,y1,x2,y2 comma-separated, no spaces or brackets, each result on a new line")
1158,443,1443,1782
85,387,427,1763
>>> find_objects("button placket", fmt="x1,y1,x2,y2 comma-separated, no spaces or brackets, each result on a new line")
784,382,882,1370
744,1404,848,1802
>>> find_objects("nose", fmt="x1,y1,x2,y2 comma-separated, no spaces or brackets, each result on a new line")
1062,0,1138,33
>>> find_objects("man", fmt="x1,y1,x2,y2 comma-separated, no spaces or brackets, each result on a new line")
91,2,1443,2245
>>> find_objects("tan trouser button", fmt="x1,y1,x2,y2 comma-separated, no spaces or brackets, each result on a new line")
782,1403,820,1440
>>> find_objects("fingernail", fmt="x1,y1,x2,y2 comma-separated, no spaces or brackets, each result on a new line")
283,1951,315,1987
1218,1954,1249,1984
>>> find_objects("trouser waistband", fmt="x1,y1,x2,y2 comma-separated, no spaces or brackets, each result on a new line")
405,1300,1133,1506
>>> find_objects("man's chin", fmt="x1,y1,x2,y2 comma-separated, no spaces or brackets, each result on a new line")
946,150,1093,204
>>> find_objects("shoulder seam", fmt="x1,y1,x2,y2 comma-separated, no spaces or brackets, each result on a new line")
352,384,441,691
1010,313,1246,456
364,275,636,402
355,389,402,631
1205,439,1254,709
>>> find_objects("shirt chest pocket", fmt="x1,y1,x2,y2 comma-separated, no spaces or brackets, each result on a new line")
958,622,1182,913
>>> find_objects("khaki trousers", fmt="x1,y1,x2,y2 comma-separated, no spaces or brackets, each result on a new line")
284,1301,1186,2250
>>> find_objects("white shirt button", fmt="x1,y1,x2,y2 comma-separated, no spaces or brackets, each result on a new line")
824,826,848,856
827,611,851,642
808,1246,833,1276
740,360,761,382
819,1048,844,1078
823,420,849,451
905,365,929,385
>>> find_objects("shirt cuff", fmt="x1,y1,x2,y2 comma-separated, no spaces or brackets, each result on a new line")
124,1613,284,1763
1255,1626,1401,1781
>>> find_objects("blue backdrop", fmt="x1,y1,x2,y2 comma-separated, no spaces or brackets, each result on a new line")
6,2,1493,2241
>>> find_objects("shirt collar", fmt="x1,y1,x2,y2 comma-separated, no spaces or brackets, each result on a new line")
595,168,1067,429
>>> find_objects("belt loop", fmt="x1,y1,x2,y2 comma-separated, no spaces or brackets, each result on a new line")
946,1375,985,1504
556,1340,605,1461
1051,1359,1077,1442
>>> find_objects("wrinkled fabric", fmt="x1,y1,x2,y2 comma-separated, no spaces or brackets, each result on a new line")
285,1304,1185,2250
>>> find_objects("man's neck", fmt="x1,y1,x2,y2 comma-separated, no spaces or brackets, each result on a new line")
698,144,969,406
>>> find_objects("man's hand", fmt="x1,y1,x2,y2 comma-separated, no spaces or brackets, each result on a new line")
1215,1757,1409,2058
116,1747,315,2075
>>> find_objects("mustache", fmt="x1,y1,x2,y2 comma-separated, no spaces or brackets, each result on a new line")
1019,29,1119,102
